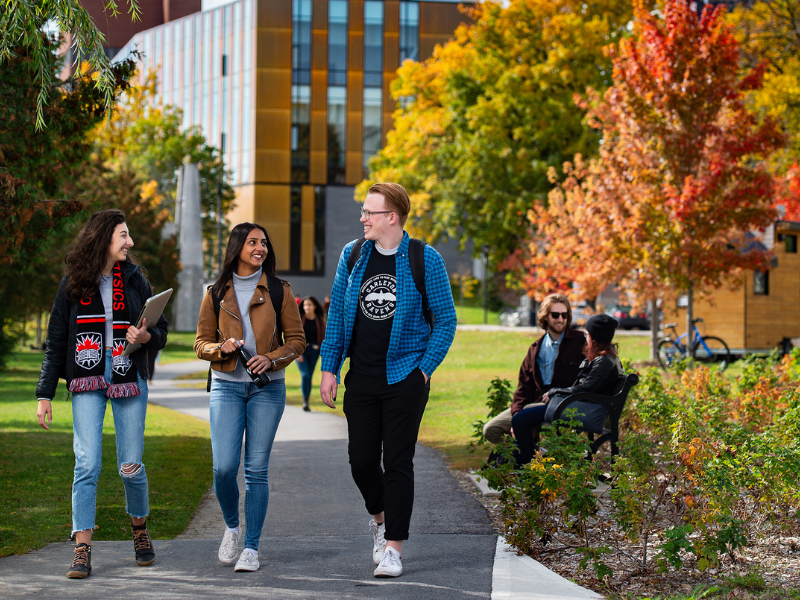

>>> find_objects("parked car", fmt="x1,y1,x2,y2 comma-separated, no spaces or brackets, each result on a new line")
606,305,650,330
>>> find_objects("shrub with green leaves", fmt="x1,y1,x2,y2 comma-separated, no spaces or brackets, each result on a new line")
471,377,513,445
478,360,800,582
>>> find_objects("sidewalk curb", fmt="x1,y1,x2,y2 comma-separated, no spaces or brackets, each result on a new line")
492,538,603,600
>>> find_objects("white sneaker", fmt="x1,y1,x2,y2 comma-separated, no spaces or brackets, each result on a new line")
218,528,239,564
234,548,259,572
374,547,403,578
369,519,386,565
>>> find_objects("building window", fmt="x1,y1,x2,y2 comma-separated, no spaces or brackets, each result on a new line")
327,86,347,184
363,87,382,172
292,0,312,85
328,0,348,86
314,186,325,273
363,1,383,174
292,0,312,183
290,186,303,271
400,1,419,63
163,26,171,104
754,270,769,295
785,234,798,253
363,1,384,88
282,187,325,276
291,85,311,182
327,0,348,184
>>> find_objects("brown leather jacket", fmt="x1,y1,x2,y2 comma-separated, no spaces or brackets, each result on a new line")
194,273,306,373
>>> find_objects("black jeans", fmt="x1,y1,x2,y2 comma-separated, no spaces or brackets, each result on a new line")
343,368,430,541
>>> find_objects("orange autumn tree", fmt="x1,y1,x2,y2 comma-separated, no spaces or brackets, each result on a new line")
514,0,784,356
776,163,800,221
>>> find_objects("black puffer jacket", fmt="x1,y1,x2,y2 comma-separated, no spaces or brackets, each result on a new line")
36,261,169,400
547,354,623,405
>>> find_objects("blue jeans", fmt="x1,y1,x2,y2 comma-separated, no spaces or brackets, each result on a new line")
209,378,286,551
71,349,149,535
510,403,548,466
296,346,320,399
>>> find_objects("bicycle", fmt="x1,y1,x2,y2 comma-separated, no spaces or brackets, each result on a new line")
657,318,731,372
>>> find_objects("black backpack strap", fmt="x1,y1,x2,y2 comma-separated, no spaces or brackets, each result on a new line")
408,238,433,329
210,286,221,319
266,274,286,345
207,286,221,393
347,237,367,273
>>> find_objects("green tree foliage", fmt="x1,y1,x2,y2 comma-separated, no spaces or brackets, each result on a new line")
516,0,783,355
92,73,236,277
0,1,141,129
358,0,637,262
0,35,135,363
728,0,800,170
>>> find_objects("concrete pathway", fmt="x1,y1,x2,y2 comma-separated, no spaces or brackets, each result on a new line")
0,360,601,599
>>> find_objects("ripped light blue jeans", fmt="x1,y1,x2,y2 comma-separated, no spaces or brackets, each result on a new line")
71,349,149,535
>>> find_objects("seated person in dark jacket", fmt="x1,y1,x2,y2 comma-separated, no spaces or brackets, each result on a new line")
483,294,585,446
511,313,623,466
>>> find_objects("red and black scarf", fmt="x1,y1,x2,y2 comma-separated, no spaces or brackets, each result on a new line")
69,262,141,398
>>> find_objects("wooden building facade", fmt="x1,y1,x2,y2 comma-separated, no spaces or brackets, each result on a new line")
663,220,800,354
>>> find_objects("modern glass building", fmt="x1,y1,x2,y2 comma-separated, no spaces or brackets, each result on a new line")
115,0,471,295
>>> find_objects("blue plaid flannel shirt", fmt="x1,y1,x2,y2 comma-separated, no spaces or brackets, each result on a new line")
320,231,457,385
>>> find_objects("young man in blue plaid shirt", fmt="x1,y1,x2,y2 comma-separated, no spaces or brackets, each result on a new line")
320,182,457,578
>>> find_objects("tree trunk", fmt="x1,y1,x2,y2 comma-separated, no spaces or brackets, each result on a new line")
650,298,660,361
36,312,43,347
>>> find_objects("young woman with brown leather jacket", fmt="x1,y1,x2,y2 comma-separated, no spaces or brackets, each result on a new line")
194,222,305,573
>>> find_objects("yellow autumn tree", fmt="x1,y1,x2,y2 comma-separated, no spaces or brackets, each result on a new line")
728,0,800,170
358,0,639,262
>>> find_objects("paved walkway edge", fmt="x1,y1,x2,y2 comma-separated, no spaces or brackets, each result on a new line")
491,537,603,600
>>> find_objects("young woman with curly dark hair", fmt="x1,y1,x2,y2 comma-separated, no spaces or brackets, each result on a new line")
35,209,168,579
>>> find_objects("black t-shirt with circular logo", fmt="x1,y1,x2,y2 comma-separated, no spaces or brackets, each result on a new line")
349,248,396,375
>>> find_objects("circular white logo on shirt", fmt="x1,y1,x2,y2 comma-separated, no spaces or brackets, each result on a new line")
360,274,397,320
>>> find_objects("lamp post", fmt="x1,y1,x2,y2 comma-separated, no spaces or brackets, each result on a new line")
217,134,225,276
481,245,489,325
216,179,222,275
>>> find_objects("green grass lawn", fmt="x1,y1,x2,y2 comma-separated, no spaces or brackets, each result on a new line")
158,331,200,364
455,305,501,325
159,331,666,472
158,330,653,471
0,350,212,557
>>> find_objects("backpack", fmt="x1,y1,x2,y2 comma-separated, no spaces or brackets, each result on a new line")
205,274,286,392
347,237,433,329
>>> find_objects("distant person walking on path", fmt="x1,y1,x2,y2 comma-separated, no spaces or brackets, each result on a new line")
195,223,305,573
320,183,457,578
297,296,326,411
483,294,584,453
511,313,623,466
35,209,168,579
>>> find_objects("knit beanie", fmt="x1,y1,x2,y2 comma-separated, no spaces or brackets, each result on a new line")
585,314,617,345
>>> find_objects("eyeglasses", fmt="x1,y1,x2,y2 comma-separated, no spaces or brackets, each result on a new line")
360,208,393,221
550,312,569,320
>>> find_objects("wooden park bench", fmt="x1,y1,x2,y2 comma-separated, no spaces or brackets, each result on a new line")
543,373,639,458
